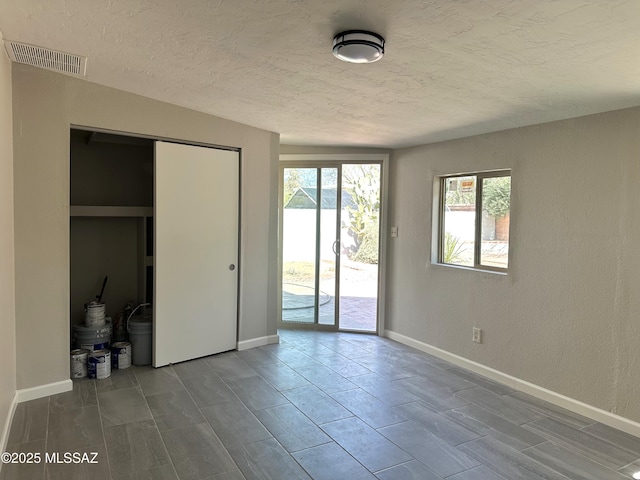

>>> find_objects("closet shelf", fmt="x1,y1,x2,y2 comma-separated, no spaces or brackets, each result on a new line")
70,206,153,217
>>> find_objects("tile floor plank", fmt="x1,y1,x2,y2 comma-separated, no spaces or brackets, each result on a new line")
522,441,630,480
445,368,515,396
104,419,172,477
251,362,312,392
444,403,545,450
457,436,569,480
228,438,311,480
253,403,332,453
200,400,272,448
206,353,260,381
392,376,470,411
348,373,422,407
6,397,49,446
95,368,139,393
292,364,357,393
582,422,640,456
320,417,412,472
260,345,318,368
508,392,594,429
98,386,152,427
171,357,215,381
378,421,479,477
400,362,474,393
145,389,206,431
50,379,97,412
46,404,104,452
0,440,46,480
206,470,246,480
523,416,639,470
135,367,184,397
182,373,238,408
618,459,640,478
374,460,443,480
160,423,237,480
111,464,179,480
292,442,376,480
455,387,543,425
236,347,280,367
394,401,480,446
330,388,407,429
225,375,289,411
45,443,111,480
282,385,353,425
447,465,509,480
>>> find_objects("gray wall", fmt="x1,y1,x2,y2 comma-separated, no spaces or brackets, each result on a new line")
69,217,140,327
0,36,16,448
280,145,391,156
387,108,640,422
12,64,279,390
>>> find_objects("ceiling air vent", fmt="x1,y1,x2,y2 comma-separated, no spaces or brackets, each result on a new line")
4,40,87,76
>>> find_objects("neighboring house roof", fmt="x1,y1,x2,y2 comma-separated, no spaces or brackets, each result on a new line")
285,187,357,209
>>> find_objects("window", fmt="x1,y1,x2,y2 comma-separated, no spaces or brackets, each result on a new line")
439,171,511,271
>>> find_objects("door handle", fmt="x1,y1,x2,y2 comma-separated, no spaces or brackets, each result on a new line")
332,240,339,255
229,264,236,271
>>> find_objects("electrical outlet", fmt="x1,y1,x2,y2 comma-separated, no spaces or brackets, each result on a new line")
390,226,398,238
472,327,482,344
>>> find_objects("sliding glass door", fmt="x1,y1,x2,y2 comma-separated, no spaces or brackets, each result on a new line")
280,162,381,332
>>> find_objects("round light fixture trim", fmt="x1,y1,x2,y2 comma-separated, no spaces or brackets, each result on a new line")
332,30,385,64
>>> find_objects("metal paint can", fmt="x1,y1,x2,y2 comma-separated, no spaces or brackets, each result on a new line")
70,349,88,379
87,349,111,379
85,302,106,327
111,342,131,370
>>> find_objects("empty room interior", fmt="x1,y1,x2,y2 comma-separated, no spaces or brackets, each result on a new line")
1,1,640,479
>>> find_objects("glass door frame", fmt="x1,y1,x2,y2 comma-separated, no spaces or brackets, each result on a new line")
278,153,389,335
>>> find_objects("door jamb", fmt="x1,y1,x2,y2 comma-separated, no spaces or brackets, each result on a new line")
278,154,389,335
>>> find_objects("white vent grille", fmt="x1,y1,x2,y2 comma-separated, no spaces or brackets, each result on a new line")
4,41,87,76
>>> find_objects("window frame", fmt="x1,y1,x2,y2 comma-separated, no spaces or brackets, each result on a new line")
437,169,511,273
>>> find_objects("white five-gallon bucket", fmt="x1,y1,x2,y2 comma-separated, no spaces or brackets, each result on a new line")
128,313,152,366
74,318,112,351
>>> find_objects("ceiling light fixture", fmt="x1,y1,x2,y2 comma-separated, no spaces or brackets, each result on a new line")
332,30,385,64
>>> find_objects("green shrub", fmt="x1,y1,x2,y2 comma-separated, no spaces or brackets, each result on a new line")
443,232,465,264
351,221,379,264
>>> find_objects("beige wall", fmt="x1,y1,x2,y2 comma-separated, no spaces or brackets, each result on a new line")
0,36,16,445
12,64,279,390
387,107,640,422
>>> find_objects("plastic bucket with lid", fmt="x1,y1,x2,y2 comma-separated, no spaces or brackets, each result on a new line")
128,313,152,366
74,318,112,351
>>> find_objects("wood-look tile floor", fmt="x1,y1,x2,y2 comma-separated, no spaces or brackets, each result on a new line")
3,330,640,480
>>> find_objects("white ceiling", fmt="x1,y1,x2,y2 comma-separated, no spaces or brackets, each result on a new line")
1,1,640,148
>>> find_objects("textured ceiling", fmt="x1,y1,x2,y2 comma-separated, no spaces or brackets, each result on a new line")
1,1,640,148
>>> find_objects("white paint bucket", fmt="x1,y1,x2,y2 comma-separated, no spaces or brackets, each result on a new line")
85,302,106,327
70,349,88,379
88,349,111,379
128,314,152,366
111,342,131,369
74,318,112,351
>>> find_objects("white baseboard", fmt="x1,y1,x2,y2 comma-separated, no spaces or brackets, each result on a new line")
16,379,72,403
237,334,280,351
385,329,640,439
0,392,18,458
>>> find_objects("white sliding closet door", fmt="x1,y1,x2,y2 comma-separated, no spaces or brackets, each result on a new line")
154,141,239,367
